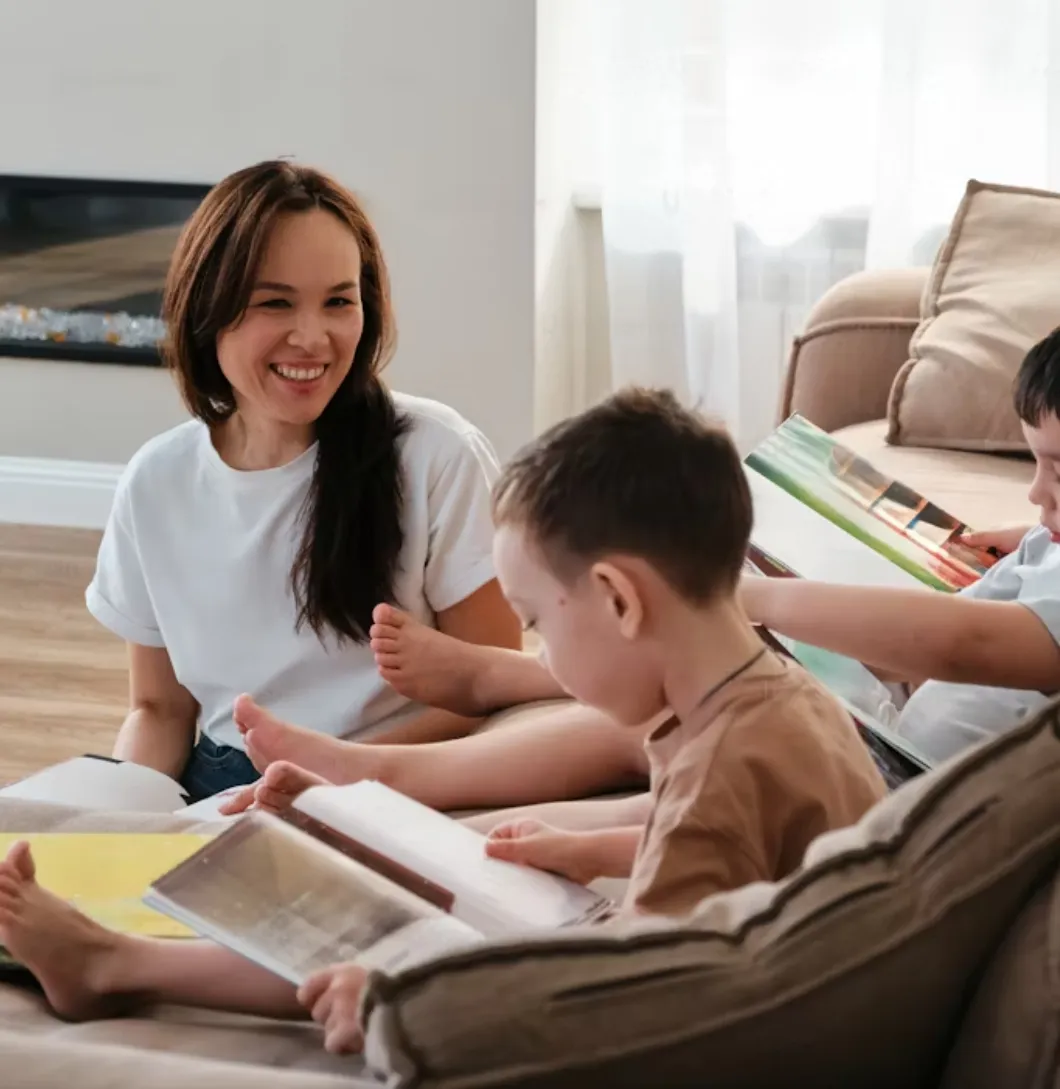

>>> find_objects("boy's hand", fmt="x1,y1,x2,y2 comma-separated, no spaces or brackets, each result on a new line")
960,524,1033,557
485,819,596,884
297,962,369,1055
219,760,331,816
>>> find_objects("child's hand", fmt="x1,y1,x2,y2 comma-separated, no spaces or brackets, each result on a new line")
960,524,1033,558
297,962,369,1055
485,819,596,884
219,761,331,816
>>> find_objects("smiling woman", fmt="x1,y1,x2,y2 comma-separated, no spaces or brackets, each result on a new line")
85,161,521,800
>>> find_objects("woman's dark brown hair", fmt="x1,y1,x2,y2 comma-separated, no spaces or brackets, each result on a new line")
163,160,408,643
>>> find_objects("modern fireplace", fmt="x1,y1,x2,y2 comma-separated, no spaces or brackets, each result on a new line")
0,174,210,366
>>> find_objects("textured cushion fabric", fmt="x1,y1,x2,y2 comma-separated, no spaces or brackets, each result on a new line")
0,1029,371,1089
834,419,1036,529
888,179,1060,453
362,699,1060,1089
939,868,1060,1089
0,984,362,1078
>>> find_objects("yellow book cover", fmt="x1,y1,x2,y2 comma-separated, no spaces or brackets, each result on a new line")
0,833,213,942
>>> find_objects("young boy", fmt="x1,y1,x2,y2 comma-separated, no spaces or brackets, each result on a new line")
741,325,1060,763
0,389,885,1055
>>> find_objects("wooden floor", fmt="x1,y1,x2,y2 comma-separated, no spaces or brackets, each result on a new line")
0,524,125,783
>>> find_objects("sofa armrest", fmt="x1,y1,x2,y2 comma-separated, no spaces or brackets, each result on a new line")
779,267,928,432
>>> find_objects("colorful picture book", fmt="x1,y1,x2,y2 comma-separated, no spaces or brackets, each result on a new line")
745,413,999,593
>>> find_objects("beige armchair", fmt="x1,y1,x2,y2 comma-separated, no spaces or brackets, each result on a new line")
779,268,1035,529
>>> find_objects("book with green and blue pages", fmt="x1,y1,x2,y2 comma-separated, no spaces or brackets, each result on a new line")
743,414,1002,788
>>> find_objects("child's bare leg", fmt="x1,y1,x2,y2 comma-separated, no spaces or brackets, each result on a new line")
237,698,649,812
463,791,652,834
0,843,302,1022
369,701,651,811
370,605,564,714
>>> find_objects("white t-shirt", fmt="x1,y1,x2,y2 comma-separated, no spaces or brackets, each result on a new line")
86,393,499,750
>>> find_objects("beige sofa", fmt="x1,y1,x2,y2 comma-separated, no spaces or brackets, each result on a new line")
782,266,1037,529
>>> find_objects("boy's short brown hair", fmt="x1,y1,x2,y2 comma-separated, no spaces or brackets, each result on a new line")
492,387,752,602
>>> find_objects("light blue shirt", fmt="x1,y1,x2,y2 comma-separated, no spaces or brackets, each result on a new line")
896,525,1060,763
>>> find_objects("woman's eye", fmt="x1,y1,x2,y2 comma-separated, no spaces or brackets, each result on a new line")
258,298,290,309
327,296,357,309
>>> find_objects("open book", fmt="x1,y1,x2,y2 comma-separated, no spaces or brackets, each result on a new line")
0,755,242,820
743,415,1000,787
143,780,612,986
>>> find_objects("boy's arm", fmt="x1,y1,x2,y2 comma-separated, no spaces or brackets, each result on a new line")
743,577,1060,692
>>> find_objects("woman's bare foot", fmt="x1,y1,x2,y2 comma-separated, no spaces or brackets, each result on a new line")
369,604,504,715
0,842,132,1021
233,695,382,782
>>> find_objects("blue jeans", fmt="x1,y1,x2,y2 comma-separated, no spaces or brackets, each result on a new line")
180,736,259,802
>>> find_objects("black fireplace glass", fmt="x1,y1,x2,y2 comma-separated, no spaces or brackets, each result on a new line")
0,174,210,366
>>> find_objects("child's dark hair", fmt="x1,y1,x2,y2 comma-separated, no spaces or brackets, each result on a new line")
1015,326,1060,426
492,387,752,602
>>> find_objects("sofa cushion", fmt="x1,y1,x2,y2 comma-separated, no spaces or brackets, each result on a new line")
0,1029,372,1089
362,698,1060,1089
939,867,1060,1089
833,419,1036,529
888,179,1060,454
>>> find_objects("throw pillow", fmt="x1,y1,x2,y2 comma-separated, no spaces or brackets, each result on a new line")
888,179,1060,453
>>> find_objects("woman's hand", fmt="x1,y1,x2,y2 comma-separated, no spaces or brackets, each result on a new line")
960,524,1033,558
219,760,331,815
297,962,369,1055
485,819,598,884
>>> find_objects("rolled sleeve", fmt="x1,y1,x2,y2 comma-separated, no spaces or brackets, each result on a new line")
423,425,500,613
85,484,165,648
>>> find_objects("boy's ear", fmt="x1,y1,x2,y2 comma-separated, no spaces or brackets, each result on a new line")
590,560,644,639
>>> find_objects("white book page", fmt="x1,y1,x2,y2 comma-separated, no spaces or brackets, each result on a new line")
294,781,608,937
746,467,924,590
0,756,187,813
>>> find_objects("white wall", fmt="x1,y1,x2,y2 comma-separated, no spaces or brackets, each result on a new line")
0,0,535,462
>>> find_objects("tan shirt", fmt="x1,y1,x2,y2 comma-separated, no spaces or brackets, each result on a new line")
626,651,886,917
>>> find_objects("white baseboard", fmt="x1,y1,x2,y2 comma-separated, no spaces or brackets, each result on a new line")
0,457,123,530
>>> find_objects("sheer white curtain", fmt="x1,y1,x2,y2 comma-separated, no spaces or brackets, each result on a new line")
591,0,1060,448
